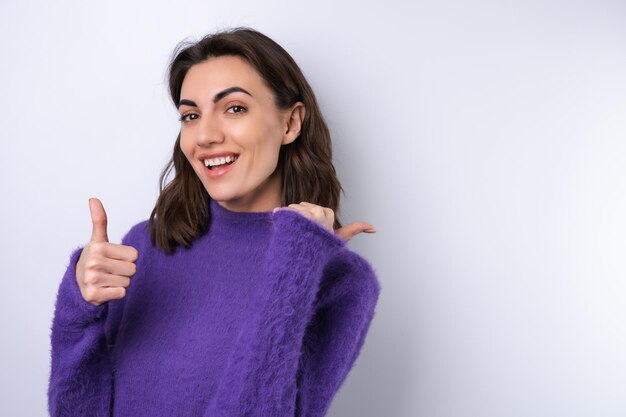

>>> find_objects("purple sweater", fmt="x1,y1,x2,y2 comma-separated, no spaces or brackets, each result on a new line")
48,199,381,416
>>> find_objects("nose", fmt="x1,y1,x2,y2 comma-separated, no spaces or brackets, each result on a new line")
195,113,225,146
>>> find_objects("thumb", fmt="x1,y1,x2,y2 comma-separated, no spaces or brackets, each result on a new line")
335,221,376,242
89,197,109,243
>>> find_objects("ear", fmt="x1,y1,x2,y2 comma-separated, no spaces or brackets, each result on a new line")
281,102,306,145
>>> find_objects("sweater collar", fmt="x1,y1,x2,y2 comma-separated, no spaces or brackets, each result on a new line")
208,198,273,233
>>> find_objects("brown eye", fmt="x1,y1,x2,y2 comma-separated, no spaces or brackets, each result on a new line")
179,113,198,123
227,105,246,114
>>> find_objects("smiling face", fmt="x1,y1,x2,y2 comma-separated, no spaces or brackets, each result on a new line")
178,56,304,212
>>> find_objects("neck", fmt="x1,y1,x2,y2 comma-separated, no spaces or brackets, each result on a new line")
215,168,283,213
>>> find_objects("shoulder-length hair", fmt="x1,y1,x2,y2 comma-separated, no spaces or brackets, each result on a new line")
149,27,343,254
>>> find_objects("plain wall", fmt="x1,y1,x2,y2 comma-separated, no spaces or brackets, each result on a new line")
1,0,625,415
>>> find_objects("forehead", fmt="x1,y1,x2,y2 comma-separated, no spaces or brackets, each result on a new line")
180,56,265,96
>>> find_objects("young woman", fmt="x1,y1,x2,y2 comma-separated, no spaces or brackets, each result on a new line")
48,27,381,417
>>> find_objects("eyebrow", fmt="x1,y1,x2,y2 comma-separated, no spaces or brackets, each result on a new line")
177,86,252,108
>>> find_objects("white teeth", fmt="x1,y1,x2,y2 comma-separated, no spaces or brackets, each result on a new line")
203,155,238,167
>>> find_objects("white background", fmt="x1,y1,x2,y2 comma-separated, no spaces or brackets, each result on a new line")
1,0,625,416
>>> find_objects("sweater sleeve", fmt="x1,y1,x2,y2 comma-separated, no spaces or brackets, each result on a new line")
205,209,381,417
47,223,144,417
295,247,381,417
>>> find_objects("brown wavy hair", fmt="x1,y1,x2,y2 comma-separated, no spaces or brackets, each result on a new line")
149,27,343,254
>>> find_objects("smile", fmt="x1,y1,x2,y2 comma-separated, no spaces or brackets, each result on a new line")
203,155,239,170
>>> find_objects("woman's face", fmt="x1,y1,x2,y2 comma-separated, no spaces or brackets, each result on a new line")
178,56,304,212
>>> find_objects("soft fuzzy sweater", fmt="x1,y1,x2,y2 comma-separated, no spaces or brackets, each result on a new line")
48,199,381,417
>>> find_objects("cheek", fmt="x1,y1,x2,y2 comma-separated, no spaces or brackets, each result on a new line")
254,122,285,164
248,135,281,170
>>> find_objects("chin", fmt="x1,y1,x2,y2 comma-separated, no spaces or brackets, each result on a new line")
207,192,235,204
205,188,245,206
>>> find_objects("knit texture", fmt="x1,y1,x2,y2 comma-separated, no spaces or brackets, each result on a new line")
48,199,381,416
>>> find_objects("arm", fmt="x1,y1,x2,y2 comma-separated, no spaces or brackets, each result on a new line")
205,209,380,417
47,247,113,417
48,223,143,416
295,249,381,417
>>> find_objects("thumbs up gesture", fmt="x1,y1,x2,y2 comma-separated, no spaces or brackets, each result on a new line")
75,198,139,306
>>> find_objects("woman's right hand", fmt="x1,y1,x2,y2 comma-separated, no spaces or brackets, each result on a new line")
75,198,139,306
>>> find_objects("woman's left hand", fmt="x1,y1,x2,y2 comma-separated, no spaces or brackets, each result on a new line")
273,202,375,241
